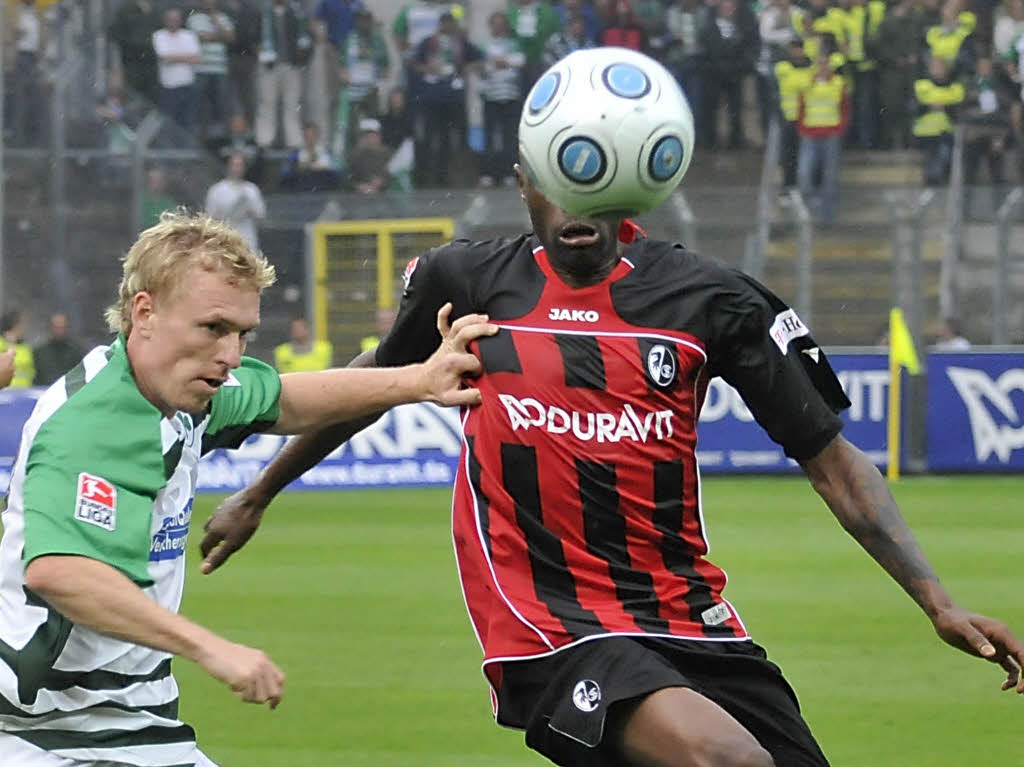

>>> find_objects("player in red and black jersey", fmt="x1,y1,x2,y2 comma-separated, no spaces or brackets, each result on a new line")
200,166,1024,767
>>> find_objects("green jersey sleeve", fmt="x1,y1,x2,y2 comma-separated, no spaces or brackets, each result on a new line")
22,429,163,587
201,356,282,453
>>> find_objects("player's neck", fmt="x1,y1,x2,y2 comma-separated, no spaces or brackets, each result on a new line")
547,245,622,289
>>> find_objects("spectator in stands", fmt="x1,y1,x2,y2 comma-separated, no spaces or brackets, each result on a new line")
599,0,647,51
413,11,482,187
797,48,850,224
913,54,964,187
94,91,137,186
225,0,262,126
962,57,1012,199
217,114,265,182
479,11,525,188
346,118,392,193
187,0,235,146
873,0,918,149
995,0,1024,59
554,0,601,43
664,0,709,147
0,310,35,388
701,0,759,150
140,166,179,229
11,0,42,147
360,307,397,354
934,317,971,349
109,0,162,104
275,316,333,372
775,38,813,190
380,87,416,191
544,10,595,66
924,0,977,77
508,0,562,87
842,0,886,149
280,122,341,191
205,153,266,251
256,0,312,149
314,0,361,141
0,350,14,389
393,0,460,116
152,8,201,141
33,313,85,387
757,0,799,143
333,8,391,168
793,0,846,63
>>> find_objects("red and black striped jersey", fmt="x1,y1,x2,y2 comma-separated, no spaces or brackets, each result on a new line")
376,231,849,690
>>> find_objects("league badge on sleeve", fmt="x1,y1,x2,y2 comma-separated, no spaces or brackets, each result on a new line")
75,472,117,532
769,309,809,354
402,257,420,291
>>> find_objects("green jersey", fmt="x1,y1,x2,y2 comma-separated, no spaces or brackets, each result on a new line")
0,336,280,765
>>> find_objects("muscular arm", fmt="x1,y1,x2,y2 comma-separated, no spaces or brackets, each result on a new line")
25,555,285,706
802,434,1024,690
199,350,386,572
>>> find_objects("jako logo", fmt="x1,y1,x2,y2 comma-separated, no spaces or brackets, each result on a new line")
499,394,673,443
947,367,1024,462
548,308,599,322
572,680,601,712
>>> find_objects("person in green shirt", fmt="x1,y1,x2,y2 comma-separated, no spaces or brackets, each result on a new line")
0,210,495,766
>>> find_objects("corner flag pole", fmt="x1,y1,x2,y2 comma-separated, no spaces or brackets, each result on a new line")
887,308,920,481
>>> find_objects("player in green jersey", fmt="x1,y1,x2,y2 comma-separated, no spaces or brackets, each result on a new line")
0,211,495,767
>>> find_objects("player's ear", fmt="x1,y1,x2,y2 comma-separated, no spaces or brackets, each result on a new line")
513,163,527,200
130,292,157,337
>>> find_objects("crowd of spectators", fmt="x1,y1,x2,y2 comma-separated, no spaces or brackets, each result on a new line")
4,0,1023,197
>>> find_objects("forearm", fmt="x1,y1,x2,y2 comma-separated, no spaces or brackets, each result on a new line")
254,349,381,499
802,436,955,619
25,555,222,662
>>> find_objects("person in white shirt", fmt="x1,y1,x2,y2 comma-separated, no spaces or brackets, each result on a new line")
152,8,202,138
204,153,266,252
12,0,41,146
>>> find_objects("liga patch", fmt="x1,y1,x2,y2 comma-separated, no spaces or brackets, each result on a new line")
74,472,117,532
402,256,420,290
769,309,809,354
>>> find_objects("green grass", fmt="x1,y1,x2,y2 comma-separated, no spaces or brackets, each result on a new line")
171,477,1023,765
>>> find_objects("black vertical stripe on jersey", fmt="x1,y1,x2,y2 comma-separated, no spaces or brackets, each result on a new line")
637,337,679,393
466,436,493,558
653,460,730,636
501,443,602,638
576,460,670,633
555,334,606,389
477,331,522,374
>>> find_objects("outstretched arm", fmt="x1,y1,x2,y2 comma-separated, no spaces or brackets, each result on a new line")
200,305,482,572
801,434,1024,692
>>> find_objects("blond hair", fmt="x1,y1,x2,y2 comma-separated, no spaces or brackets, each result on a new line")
105,210,276,335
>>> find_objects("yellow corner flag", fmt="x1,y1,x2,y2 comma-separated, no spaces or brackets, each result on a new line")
887,308,920,480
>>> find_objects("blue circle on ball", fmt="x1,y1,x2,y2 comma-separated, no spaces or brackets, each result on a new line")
529,72,560,113
558,137,606,184
603,63,650,99
649,136,684,181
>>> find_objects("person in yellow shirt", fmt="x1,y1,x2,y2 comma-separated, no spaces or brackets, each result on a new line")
913,55,964,186
0,310,35,387
774,38,813,189
274,316,333,372
796,49,850,224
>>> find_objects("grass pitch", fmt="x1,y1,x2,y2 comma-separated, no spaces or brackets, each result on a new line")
179,477,1024,766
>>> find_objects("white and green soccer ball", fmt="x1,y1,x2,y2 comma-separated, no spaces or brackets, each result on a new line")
518,46,695,219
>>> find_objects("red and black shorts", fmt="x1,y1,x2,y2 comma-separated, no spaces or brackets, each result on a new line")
495,635,830,767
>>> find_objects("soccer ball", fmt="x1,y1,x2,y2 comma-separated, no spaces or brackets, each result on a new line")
518,47,695,219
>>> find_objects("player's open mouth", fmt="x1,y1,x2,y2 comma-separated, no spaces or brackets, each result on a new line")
199,377,225,391
557,223,600,248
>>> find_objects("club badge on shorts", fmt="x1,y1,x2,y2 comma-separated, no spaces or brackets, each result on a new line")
572,679,601,712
